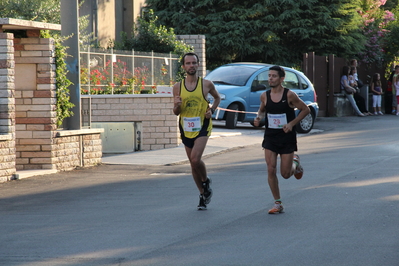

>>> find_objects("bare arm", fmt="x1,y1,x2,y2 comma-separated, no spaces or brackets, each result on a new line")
172,82,182,116
285,91,310,133
208,80,221,111
254,92,266,126
204,80,221,119
370,82,377,94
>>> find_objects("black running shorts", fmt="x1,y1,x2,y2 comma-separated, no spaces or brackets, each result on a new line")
262,138,297,155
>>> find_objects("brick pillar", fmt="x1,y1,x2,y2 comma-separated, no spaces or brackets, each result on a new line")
176,35,206,77
0,32,16,181
14,37,57,170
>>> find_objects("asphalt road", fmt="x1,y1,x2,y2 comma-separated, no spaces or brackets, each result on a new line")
0,116,398,266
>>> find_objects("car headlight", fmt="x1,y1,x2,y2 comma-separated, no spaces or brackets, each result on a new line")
208,93,226,102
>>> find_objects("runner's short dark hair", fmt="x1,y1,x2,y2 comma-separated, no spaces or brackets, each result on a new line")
181,52,199,65
270,65,286,78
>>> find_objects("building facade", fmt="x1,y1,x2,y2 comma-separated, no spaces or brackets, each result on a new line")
79,0,147,48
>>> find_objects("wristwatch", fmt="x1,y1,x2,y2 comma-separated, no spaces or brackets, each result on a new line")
211,108,215,114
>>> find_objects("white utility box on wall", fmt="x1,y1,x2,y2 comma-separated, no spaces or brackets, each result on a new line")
91,122,142,153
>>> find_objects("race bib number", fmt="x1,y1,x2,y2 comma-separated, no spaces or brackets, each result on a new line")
267,113,287,129
183,117,201,132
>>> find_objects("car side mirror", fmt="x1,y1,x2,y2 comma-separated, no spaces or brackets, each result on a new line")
252,84,267,92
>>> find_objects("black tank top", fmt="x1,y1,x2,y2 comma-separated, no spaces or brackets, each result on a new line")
264,88,296,143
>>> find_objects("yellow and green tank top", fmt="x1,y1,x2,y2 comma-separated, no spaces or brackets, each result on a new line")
179,77,212,138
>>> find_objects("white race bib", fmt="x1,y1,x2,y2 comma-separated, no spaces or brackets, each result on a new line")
183,117,201,132
267,113,287,129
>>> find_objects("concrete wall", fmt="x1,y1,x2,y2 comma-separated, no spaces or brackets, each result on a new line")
97,0,116,47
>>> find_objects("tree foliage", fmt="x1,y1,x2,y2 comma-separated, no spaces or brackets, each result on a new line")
381,4,399,68
0,0,60,23
41,31,74,127
146,0,369,68
112,9,193,81
0,0,75,127
113,10,193,56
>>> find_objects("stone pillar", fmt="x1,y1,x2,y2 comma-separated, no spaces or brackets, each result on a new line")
14,37,57,170
0,32,16,182
176,35,206,77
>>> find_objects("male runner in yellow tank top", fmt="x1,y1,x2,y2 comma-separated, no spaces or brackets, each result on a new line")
173,52,221,210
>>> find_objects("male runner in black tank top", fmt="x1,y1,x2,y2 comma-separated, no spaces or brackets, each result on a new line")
254,66,310,214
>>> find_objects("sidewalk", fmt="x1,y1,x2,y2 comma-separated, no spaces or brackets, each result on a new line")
101,128,263,166
15,123,322,179
14,126,263,180
101,117,324,166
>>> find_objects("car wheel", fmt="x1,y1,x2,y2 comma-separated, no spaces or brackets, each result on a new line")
296,111,315,133
225,103,239,129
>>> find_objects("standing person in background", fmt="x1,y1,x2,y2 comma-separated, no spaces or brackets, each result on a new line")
173,52,221,210
370,73,384,115
392,65,399,116
385,70,395,114
254,65,310,214
350,59,364,88
391,70,397,115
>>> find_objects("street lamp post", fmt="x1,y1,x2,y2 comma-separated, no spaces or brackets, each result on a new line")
60,0,81,130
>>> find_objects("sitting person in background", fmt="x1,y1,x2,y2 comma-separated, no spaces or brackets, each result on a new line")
348,66,371,116
341,66,366,116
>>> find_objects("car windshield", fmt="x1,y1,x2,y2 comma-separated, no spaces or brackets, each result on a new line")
206,65,262,86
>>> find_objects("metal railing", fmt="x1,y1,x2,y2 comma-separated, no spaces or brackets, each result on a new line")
80,47,179,94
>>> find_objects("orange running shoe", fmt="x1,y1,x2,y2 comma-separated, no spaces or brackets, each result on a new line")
293,154,303,180
268,202,284,214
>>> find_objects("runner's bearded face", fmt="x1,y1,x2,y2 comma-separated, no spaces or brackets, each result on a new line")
268,70,282,88
186,68,197,76
183,55,199,76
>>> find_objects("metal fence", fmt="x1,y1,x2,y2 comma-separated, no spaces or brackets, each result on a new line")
80,47,180,94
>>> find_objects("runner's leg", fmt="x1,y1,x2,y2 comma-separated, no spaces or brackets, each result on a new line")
264,149,280,200
185,136,209,194
280,152,295,179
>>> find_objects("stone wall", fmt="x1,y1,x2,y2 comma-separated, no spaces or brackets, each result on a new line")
14,33,57,170
54,131,102,170
85,94,180,151
0,25,103,183
11,32,104,173
0,32,16,182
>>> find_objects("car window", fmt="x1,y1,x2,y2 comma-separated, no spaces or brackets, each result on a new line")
299,76,309,89
251,70,269,89
206,65,261,86
282,71,299,90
